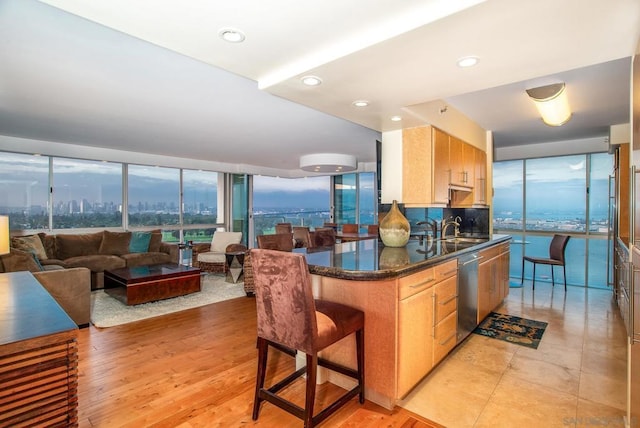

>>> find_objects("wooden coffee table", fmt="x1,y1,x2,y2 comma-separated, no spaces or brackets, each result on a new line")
104,263,201,305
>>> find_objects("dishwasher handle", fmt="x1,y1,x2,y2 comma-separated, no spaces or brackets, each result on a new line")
461,255,483,267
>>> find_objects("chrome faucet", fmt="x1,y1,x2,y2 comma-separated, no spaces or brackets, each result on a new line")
441,216,462,238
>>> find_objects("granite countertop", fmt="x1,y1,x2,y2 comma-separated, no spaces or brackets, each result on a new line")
298,234,512,281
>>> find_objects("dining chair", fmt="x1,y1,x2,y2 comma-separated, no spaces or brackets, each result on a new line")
293,226,313,248
275,223,292,234
521,234,570,290
366,224,379,235
341,224,359,233
313,228,336,247
250,249,365,427
322,222,338,230
256,233,294,252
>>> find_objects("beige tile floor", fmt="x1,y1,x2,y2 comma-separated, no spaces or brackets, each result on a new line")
398,280,628,428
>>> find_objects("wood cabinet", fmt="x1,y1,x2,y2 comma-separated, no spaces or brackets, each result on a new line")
402,126,449,206
473,148,488,205
478,243,510,323
403,125,487,207
397,259,457,397
0,272,78,427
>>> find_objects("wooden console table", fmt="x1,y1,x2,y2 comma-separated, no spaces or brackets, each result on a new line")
0,271,79,427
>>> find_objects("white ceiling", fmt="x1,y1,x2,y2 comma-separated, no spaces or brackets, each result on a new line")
1,0,639,175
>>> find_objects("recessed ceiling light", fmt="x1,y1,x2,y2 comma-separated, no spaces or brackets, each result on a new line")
390,116,402,122
301,75,322,86
457,56,479,68
218,27,245,43
353,100,370,107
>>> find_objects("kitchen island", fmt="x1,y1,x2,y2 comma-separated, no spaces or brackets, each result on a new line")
295,234,511,409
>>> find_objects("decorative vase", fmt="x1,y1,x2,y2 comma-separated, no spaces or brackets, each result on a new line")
379,200,410,247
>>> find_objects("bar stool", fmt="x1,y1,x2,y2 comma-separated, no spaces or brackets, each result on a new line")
250,249,365,427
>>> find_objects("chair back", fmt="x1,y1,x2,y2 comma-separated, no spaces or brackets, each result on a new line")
293,227,313,248
210,231,242,252
257,233,294,251
275,223,292,234
250,249,318,354
367,224,379,235
549,234,570,263
313,228,336,247
322,222,338,230
342,224,359,233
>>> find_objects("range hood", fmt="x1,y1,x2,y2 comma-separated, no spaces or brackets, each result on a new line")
449,183,473,192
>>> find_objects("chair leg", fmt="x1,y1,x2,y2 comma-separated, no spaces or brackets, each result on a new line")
356,328,365,404
551,265,555,287
532,264,536,290
563,265,567,290
521,258,525,284
304,353,318,428
252,337,269,420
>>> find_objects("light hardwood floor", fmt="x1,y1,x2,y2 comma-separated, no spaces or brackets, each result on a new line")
77,284,442,427
78,278,627,427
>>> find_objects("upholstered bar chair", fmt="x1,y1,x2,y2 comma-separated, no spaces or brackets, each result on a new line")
196,231,242,273
521,234,570,290
250,249,365,427
244,233,294,296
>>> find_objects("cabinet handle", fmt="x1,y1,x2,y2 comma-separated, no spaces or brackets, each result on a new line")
409,278,435,288
432,293,437,338
439,332,457,346
442,268,458,276
439,294,457,305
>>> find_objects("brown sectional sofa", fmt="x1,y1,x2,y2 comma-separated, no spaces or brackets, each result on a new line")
0,230,179,327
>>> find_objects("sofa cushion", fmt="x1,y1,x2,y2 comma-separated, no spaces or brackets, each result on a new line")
0,248,43,273
99,231,132,255
56,232,103,259
11,234,48,260
148,229,162,252
64,255,126,272
121,252,172,267
40,233,57,260
129,231,152,253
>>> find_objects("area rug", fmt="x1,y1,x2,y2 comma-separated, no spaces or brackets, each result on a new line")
91,274,246,328
472,312,547,349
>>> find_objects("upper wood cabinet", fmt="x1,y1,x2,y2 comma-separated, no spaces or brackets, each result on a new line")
403,125,488,207
474,148,488,206
449,135,474,188
402,126,449,206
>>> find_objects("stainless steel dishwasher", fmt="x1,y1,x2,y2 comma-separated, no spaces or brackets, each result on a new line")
457,251,481,343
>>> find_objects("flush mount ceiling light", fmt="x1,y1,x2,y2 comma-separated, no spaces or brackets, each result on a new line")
301,75,322,86
526,82,572,126
218,27,245,43
300,153,357,173
352,100,370,107
457,56,479,67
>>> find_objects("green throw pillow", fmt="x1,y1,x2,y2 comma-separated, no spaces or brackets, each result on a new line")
129,231,152,253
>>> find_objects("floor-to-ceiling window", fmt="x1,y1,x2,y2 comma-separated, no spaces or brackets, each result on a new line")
493,152,612,288
52,158,123,229
334,172,377,229
0,153,50,230
252,175,331,240
0,151,225,240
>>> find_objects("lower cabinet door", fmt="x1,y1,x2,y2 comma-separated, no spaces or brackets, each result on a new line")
397,287,434,398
